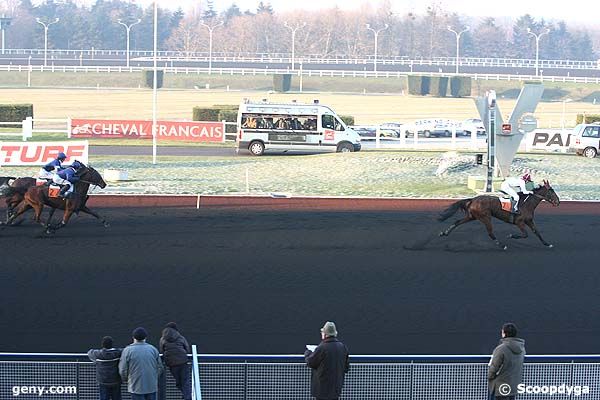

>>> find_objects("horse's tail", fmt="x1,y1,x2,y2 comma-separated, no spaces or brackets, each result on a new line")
438,198,472,221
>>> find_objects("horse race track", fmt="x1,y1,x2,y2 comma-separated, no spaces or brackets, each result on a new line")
1,204,599,355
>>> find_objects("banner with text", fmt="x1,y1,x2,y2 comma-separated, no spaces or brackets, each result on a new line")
0,141,89,166
524,129,572,152
70,119,225,143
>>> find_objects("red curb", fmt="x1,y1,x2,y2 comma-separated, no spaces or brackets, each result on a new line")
85,195,600,215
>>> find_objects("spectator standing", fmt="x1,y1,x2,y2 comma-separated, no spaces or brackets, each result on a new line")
159,322,192,400
119,327,163,400
304,321,350,400
488,323,526,400
87,336,123,400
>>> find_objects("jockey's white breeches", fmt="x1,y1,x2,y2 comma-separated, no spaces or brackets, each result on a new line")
52,175,74,193
500,181,519,202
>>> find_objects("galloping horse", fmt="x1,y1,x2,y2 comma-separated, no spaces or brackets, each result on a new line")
0,176,36,222
438,180,560,249
3,164,109,234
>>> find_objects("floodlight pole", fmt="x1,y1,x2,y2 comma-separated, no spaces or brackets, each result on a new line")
152,1,157,165
447,26,469,74
486,90,496,192
365,23,388,72
284,21,306,71
36,17,59,66
527,28,550,77
117,18,141,68
200,20,224,74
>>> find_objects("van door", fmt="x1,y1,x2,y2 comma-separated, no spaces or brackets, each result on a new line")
582,126,600,150
321,114,346,149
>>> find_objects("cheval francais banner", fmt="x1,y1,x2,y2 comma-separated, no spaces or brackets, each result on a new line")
0,141,89,166
70,119,225,143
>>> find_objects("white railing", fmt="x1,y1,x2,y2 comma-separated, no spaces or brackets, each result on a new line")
0,117,70,141
1,64,599,84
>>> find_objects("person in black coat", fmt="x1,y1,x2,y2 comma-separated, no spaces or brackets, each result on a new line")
87,336,123,400
159,322,192,400
304,321,350,400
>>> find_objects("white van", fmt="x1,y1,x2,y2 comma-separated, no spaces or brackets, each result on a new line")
571,123,600,158
236,100,361,156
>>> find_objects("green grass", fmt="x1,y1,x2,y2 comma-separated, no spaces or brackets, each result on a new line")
0,87,597,128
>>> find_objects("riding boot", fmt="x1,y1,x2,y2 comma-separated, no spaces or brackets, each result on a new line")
59,184,70,197
513,203,520,214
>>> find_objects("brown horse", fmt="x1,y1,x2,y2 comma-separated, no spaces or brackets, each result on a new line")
2,164,108,234
438,180,560,249
0,176,36,222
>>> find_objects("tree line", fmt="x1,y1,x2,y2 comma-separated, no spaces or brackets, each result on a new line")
1,0,597,61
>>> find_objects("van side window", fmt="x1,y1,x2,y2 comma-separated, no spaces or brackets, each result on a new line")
241,114,257,129
322,115,335,130
582,126,600,138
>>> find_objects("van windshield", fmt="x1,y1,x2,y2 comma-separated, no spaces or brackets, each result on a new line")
322,115,345,131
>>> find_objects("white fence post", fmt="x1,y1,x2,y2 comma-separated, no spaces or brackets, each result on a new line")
375,125,380,149
221,119,226,143
67,117,72,138
191,345,202,400
22,117,33,141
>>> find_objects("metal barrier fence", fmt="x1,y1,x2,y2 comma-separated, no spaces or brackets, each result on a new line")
1,354,599,400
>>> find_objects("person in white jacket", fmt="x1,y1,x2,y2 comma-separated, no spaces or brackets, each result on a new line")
500,173,533,213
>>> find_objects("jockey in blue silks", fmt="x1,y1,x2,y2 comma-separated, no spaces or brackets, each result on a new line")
52,160,83,198
38,152,67,180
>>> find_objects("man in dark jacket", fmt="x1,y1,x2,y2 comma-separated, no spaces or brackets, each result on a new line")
88,336,123,400
488,323,526,400
304,321,350,400
159,322,191,400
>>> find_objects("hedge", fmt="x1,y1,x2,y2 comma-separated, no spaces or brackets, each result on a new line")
340,115,355,126
450,76,471,97
273,74,292,92
193,105,239,122
576,114,600,124
142,69,164,89
407,76,423,95
0,104,33,128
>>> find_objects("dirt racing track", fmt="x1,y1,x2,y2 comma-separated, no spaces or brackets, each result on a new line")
1,195,599,356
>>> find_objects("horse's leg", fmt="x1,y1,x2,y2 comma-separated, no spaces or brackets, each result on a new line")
479,216,507,250
525,220,553,248
1,201,32,229
52,205,75,232
508,221,529,240
44,208,57,233
79,206,110,228
440,215,474,236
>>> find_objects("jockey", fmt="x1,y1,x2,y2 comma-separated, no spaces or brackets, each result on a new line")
38,152,67,180
500,173,533,213
52,161,82,198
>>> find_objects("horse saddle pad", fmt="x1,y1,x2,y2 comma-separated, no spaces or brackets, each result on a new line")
498,196,513,212
48,185,61,198
36,178,49,186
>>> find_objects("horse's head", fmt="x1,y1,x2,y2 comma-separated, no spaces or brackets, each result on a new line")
535,180,560,207
77,164,107,189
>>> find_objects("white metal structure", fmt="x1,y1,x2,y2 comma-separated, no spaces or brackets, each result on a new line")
237,100,361,156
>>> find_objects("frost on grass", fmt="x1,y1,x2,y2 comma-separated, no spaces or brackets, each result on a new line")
0,152,598,199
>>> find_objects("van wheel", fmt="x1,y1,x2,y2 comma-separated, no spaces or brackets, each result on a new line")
424,130,431,138
337,143,354,153
249,141,265,156
583,147,597,158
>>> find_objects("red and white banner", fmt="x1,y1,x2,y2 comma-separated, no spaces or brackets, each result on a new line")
0,141,89,166
70,119,225,143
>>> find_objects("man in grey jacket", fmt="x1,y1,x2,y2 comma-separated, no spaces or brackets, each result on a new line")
119,327,163,400
488,323,526,400
87,336,122,400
